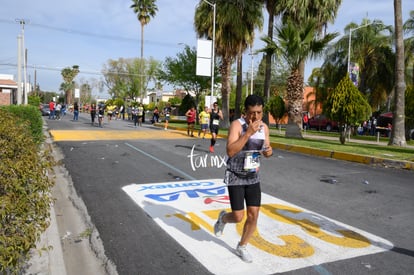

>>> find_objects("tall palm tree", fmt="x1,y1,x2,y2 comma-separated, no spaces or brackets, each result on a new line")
277,0,342,78
261,19,338,137
403,10,414,85
194,0,263,127
389,0,406,146
61,65,79,104
130,0,158,99
262,0,281,103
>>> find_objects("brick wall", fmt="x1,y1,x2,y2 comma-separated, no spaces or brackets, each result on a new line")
0,91,11,105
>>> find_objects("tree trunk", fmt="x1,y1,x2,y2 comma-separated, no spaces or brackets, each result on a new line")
140,23,145,102
235,52,243,119
389,0,406,146
220,55,232,129
285,70,303,138
263,8,275,126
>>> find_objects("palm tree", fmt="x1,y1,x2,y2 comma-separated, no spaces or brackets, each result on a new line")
130,0,158,100
262,0,281,103
61,65,80,104
403,10,414,85
260,19,338,137
277,0,342,78
194,0,263,127
389,0,406,146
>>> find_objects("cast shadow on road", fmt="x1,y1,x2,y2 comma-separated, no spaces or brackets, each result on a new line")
390,247,414,258
141,200,236,254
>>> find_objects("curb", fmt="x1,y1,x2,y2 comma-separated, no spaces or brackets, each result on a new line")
162,124,414,171
271,142,414,170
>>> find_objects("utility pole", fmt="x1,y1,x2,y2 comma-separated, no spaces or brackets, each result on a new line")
16,18,29,104
17,35,22,105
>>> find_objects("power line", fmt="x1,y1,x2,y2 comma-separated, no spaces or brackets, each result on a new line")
0,18,181,48
0,62,150,77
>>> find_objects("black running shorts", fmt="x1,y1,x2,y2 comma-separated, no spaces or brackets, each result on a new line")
227,183,261,211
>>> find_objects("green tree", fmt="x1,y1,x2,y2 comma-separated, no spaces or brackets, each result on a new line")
179,94,195,116
389,0,406,146
130,0,158,98
403,10,414,86
266,94,286,128
260,19,337,138
159,45,210,111
79,81,92,106
324,75,371,144
321,20,394,109
277,0,342,79
60,65,79,104
102,57,161,101
194,0,263,128
405,86,414,139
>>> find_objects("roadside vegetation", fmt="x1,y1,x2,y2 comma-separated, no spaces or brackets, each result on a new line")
0,106,54,273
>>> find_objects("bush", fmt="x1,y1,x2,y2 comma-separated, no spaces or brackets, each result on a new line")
0,109,54,273
0,105,44,145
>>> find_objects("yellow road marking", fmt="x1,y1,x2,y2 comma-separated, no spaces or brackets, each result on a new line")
49,130,193,141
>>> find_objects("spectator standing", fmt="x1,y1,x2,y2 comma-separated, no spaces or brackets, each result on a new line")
49,100,55,119
302,112,309,130
73,102,79,121
120,105,125,120
209,102,223,153
132,107,138,127
90,103,97,126
163,103,172,130
185,106,196,137
137,104,144,127
152,107,159,124
55,102,62,120
214,94,273,263
61,104,66,117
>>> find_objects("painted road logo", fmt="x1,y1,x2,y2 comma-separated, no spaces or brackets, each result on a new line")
122,179,393,274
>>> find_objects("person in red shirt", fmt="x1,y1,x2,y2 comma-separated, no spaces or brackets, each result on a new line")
185,106,196,137
49,100,55,119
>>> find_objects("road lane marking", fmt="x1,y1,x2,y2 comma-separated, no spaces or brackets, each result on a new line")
49,129,192,141
122,179,393,275
125,142,196,180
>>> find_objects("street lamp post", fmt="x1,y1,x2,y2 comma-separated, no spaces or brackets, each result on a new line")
347,22,376,75
202,0,216,97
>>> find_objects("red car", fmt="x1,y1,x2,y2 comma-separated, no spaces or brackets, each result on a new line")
308,114,339,131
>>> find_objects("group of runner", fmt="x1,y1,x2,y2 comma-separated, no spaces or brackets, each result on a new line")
184,102,223,153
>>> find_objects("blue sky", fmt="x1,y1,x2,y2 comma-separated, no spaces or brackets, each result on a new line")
0,0,412,97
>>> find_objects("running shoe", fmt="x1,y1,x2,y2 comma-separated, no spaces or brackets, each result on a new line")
214,210,226,237
236,243,253,263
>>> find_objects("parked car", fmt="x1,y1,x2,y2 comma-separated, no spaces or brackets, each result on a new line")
375,112,392,137
376,112,414,140
308,114,338,131
39,104,50,116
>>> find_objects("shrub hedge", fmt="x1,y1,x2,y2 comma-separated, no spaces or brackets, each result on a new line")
0,107,54,273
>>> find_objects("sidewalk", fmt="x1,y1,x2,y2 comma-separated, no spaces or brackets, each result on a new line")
24,120,117,275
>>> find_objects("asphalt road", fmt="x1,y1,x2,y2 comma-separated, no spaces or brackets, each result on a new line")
46,113,414,275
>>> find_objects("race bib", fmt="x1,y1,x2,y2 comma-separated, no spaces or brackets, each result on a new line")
212,119,219,126
243,151,260,172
